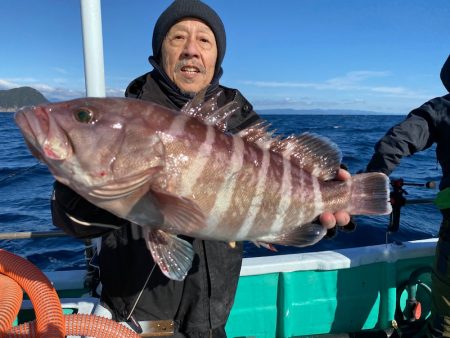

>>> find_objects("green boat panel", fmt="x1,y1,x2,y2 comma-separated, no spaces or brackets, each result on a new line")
278,262,396,337
226,239,436,338
9,239,437,337
226,273,279,338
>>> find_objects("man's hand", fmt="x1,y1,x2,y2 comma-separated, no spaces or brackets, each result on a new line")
319,169,352,229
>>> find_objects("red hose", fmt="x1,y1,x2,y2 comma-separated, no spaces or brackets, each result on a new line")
5,314,140,338
0,275,23,333
0,249,65,338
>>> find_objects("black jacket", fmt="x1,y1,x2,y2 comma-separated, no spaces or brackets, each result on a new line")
51,71,261,332
366,94,450,191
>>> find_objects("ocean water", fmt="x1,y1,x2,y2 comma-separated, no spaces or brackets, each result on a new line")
0,112,442,271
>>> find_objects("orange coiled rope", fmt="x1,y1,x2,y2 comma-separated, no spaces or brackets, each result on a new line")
0,249,64,338
5,314,140,337
0,275,23,333
0,249,140,338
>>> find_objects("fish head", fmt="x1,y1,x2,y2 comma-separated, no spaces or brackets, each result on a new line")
15,97,166,199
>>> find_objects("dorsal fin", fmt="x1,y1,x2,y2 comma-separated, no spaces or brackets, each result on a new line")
181,89,239,132
181,87,208,115
237,120,281,149
278,132,342,180
239,124,341,180
182,90,341,180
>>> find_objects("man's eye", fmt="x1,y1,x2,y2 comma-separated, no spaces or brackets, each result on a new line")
199,39,212,50
75,109,94,123
169,35,185,46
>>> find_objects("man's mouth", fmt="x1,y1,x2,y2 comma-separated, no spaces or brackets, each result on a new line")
181,66,200,74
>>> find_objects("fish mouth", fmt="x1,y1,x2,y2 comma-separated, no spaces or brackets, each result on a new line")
15,107,47,161
15,108,38,141
87,166,162,200
15,106,71,161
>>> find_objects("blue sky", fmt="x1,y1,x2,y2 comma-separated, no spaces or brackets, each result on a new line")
1,0,449,114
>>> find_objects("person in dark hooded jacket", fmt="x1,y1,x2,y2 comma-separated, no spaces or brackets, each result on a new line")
366,54,450,337
51,1,351,336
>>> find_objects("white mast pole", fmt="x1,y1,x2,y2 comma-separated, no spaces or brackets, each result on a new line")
80,0,106,97
79,0,105,261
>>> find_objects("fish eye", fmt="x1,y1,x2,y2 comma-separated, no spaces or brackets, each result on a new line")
74,109,94,123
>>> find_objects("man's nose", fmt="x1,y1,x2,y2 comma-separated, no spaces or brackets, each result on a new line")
182,37,199,58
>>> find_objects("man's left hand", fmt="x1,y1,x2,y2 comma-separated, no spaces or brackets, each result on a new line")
319,169,352,229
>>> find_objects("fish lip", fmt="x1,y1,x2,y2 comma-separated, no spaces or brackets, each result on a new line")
15,107,45,160
15,108,33,136
15,106,47,139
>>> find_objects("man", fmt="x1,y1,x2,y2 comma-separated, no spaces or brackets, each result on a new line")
52,0,350,336
366,55,450,337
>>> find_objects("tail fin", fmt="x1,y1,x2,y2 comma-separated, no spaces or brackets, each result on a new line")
348,173,392,215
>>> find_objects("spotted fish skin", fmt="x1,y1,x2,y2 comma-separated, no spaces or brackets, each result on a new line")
15,94,391,280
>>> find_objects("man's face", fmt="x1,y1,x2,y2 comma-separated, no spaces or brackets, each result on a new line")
161,18,218,96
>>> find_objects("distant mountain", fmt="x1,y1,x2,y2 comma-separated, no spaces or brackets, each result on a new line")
0,87,49,112
258,108,399,115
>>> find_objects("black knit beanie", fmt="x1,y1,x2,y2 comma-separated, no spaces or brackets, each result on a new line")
152,0,226,77
441,54,450,92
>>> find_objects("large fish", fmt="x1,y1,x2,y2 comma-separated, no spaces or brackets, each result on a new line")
15,93,392,280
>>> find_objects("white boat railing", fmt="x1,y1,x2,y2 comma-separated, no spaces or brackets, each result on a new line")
240,238,438,276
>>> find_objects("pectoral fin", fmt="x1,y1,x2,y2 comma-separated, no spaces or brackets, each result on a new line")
152,189,207,233
143,228,194,281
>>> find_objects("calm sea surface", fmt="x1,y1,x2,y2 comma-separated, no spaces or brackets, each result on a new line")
0,113,442,271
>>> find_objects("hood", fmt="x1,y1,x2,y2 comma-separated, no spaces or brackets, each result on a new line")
441,54,450,92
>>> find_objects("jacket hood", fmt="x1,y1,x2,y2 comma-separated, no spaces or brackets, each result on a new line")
441,54,450,92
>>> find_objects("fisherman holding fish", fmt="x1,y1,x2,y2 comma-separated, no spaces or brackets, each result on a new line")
367,55,450,338
15,0,390,337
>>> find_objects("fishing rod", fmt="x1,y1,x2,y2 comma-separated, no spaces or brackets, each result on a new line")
388,178,437,233
0,229,100,293
0,230,68,240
